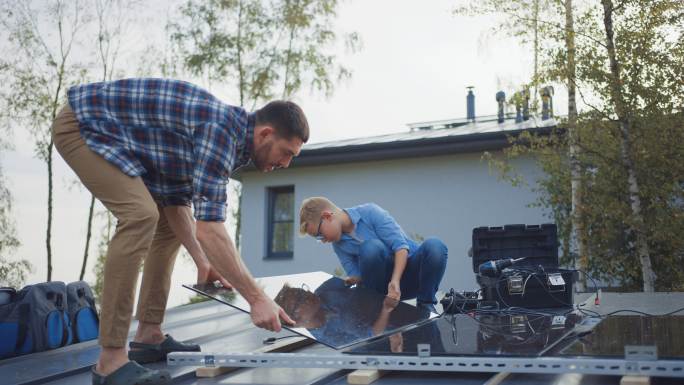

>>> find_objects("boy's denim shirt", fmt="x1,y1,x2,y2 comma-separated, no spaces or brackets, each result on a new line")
332,203,419,277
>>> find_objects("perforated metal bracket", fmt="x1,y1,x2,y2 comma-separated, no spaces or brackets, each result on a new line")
204,355,216,367
168,351,684,378
417,344,431,357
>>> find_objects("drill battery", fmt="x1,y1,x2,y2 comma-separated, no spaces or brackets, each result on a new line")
477,269,576,309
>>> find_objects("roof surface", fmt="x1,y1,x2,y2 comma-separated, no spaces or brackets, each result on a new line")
303,117,556,152
236,116,558,175
2,286,682,385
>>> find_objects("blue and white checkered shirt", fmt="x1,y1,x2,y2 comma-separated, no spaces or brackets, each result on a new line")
67,78,254,222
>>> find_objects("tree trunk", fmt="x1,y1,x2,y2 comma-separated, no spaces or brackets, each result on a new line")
236,0,245,107
533,0,539,110
235,186,242,251
601,0,656,292
80,195,96,280
46,141,53,281
282,0,298,99
564,0,588,290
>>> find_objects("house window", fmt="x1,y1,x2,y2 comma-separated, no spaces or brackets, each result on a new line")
266,186,294,259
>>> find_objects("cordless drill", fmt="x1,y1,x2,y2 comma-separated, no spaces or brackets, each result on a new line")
478,257,527,277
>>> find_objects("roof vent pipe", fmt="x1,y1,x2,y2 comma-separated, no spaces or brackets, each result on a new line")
496,91,506,123
541,86,554,120
522,89,530,121
466,86,475,122
514,92,523,123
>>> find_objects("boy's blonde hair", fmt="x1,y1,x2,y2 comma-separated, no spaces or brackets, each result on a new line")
299,197,339,235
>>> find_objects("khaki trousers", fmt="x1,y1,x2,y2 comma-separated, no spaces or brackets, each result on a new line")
51,104,181,348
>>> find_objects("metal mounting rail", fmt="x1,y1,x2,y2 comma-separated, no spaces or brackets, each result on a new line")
168,351,684,378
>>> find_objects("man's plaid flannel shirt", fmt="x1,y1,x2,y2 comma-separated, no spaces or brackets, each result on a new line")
67,78,254,222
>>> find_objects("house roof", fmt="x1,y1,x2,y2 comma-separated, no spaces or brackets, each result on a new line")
4,285,682,385
236,115,557,177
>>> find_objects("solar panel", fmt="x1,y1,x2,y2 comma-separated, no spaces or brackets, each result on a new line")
346,311,582,357
184,271,433,349
552,315,684,359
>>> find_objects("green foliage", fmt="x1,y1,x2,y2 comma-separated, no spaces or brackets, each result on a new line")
408,232,425,243
0,1,90,161
183,294,212,305
168,0,360,250
0,164,32,288
464,0,684,291
0,256,32,288
0,0,91,281
167,0,360,108
333,266,344,277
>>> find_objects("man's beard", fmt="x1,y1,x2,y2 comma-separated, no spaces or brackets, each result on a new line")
253,141,274,171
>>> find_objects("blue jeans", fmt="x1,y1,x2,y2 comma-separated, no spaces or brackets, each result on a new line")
358,238,448,304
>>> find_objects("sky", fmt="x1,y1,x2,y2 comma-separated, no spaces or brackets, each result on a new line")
1,0,568,307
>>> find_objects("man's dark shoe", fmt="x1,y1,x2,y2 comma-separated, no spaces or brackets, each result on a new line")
417,301,437,316
91,361,170,385
128,334,200,364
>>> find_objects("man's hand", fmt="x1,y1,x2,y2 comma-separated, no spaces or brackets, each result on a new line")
197,262,233,289
344,276,361,286
387,280,401,300
250,295,295,332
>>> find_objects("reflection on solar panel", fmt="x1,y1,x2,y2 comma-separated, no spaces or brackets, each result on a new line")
554,315,684,359
184,271,432,349
346,312,582,357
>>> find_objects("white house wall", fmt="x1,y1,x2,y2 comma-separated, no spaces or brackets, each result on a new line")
238,151,548,293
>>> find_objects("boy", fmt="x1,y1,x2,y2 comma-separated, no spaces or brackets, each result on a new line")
299,197,448,312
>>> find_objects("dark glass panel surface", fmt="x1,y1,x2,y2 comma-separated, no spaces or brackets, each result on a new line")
346,311,583,357
184,271,434,349
553,315,684,359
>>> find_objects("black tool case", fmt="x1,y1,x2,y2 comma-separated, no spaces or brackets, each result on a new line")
471,224,559,271
471,224,575,309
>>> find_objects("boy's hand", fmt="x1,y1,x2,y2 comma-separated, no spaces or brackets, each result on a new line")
387,280,401,300
344,276,361,286
382,296,399,311
389,332,404,353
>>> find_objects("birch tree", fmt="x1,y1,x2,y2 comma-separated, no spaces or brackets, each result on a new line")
470,0,684,290
78,0,139,281
561,0,589,290
455,0,590,286
0,62,32,288
0,0,89,281
168,0,359,249
0,156,32,287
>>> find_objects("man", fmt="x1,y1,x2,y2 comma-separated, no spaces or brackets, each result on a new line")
52,78,305,385
298,197,448,313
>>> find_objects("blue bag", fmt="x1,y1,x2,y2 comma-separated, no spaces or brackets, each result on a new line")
0,282,72,359
66,281,99,342
0,287,31,358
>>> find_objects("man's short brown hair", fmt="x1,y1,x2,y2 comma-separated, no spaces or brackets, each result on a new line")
255,100,309,142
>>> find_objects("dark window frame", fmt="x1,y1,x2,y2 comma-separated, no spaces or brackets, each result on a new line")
265,185,295,259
